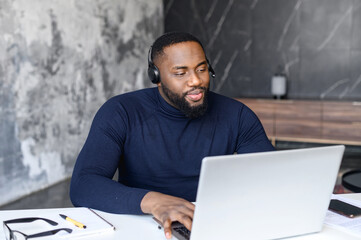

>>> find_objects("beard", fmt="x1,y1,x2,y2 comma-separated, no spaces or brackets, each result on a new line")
161,84,209,119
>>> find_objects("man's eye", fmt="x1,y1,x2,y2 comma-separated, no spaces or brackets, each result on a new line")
174,72,185,76
197,68,206,72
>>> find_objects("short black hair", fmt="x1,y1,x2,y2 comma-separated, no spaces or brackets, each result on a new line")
151,31,205,63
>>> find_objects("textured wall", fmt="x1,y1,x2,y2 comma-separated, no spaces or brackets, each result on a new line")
0,0,163,206
165,0,361,100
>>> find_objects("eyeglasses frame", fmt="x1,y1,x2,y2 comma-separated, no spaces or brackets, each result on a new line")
3,217,72,240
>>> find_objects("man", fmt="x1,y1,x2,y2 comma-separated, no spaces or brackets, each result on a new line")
70,32,274,239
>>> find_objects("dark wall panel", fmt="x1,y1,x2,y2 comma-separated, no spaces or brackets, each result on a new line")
165,0,361,100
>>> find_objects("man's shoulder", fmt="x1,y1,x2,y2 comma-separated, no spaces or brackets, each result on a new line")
207,92,258,120
110,87,156,101
208,91,245,109
95,88,157,118
93,88,157,125
104,87,157,107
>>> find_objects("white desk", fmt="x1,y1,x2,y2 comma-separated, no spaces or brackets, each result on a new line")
1,194,361,240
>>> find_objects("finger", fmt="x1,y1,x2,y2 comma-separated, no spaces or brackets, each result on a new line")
156,201,194,222
163,218,172,239
177,204,194,220
176,215,193,231
183,200,195,211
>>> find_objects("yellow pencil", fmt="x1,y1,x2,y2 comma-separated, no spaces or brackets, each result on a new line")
60,214,87,229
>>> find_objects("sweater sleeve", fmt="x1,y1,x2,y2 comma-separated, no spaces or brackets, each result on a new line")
236,105,275,154
69,99,149,214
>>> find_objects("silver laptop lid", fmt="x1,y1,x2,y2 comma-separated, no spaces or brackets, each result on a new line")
191,145,345,240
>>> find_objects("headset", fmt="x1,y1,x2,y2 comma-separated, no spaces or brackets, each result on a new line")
148,45,216,84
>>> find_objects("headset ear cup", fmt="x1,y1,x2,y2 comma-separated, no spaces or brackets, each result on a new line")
148,66,155,83
148,45,161,84
148,65,160,84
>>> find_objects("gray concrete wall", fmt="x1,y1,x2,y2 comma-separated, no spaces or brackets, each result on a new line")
0,0,163,206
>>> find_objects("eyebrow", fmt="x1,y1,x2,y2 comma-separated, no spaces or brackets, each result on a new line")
172,60,207,70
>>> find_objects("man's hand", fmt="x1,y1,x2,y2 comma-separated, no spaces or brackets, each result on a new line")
141,191,195,239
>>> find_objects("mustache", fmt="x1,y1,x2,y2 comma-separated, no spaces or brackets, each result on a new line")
183,87,208,96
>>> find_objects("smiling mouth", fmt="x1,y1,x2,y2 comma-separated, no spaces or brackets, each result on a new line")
186,89,204,102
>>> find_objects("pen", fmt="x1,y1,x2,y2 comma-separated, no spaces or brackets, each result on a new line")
59,214,87,229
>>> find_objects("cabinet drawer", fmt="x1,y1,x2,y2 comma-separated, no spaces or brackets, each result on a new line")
275,101,322,138
323,101,361,123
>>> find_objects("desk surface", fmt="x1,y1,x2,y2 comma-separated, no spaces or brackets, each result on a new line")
1,194,361,240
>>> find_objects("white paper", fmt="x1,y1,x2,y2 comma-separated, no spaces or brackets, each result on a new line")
3,208,115,239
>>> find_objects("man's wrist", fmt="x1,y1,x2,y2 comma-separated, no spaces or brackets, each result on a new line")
140,191,158,214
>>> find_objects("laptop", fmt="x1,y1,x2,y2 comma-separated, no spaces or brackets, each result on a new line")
155,145,345,240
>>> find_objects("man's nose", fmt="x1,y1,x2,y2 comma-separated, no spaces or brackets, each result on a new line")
187,72,202,86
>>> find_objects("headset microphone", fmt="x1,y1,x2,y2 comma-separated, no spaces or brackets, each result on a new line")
207,59,216,78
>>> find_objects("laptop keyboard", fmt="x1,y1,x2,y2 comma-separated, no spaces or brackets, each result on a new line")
173,226,191,240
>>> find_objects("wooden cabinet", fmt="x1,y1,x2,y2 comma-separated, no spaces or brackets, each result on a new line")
322,101,361,142
275,100,322,139
236,98,361,145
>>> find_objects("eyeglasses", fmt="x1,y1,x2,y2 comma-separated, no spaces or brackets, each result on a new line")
3,217,72,240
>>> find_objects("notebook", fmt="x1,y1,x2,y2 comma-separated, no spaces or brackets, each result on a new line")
163,145,345,240
56,208,115,239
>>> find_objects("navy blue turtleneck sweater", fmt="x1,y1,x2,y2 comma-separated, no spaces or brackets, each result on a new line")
70,87,274,214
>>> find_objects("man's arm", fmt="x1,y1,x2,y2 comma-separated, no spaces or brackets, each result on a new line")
70,101,149,214
70,100,194,239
